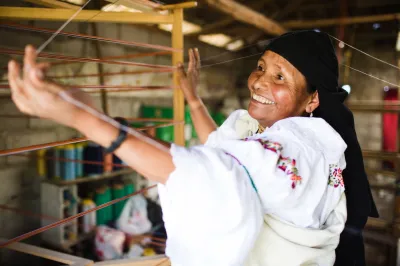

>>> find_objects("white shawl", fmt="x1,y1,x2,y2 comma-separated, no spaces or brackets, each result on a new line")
158,110,347,266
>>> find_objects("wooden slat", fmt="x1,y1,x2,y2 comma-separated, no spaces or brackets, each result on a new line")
282,13,400,29
0,7,174,24
203,0,286,36
158,2,198,10
365,168,398,178
93,255,170,266
363,230,398,246
24,0,81,9
366,218,390,229
172,8,185,146
362,150,400,160
0,238,93,265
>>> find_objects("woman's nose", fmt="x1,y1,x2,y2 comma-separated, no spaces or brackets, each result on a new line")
253,73,267,91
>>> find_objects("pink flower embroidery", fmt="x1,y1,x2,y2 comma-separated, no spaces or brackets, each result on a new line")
291,174,302,189
328,164,344,188
243,138,302,189
278,155,302,189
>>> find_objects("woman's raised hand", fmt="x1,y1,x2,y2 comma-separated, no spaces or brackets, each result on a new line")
8,45,97,129
177,48,201,104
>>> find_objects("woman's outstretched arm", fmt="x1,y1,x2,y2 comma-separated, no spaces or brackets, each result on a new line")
8,45,174,184
76,112,174,184
177,48,217,144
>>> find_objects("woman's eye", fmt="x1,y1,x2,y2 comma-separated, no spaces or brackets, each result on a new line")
257,65,264,71
276,74,284,81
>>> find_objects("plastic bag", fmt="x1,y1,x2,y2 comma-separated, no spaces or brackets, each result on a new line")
95,225,125,261
116,194,152,235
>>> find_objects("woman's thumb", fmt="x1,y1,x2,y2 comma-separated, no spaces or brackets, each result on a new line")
177,62,187,79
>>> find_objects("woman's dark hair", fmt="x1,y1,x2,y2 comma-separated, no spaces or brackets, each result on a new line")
306,81,317,94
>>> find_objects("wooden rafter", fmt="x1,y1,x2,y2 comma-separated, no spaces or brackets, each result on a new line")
24,0,80,9
190,1,273,37
0,7,174,24
197,0,305,45
203,0,286,36
241,0,307,44
282,13,400,28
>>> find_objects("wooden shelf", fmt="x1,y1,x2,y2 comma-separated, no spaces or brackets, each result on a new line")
62,230,95,250
363,229,398,246
44,169,134,186
366,218,390,230
348,104,400,113
362,150,400,160
365,168,397,178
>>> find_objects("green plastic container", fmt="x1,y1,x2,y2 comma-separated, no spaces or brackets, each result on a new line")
94,186,113,225
112,183,125,220
141,106,174,142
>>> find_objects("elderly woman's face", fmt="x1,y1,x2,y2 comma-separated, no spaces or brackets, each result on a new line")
247,51,311,128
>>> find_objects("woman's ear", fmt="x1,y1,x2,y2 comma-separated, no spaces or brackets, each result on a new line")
306,90,319,113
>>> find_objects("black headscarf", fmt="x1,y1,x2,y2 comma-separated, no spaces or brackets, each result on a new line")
264,30,378,229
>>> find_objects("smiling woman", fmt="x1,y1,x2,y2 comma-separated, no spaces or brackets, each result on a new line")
8,30,376,266
247,50,319,128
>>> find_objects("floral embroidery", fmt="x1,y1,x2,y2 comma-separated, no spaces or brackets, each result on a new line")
257,139,283,153
328,164,344,188
278,156,302,189
243,138,302,189
243,138,283,153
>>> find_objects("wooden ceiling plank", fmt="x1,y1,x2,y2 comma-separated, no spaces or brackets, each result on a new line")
203,0,286,36
282,13,400,28
24,0,80,9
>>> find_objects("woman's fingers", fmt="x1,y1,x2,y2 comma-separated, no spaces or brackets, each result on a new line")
28,67,46,88
8,60,25,96
177,62,190,91
23,45,37,76
12,92,32,114
36,62,51,74
177,62,187,79
193,48,201,69
8,61,33,114
188,48,196,72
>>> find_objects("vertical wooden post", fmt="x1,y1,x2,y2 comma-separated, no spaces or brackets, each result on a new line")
172,8,185,146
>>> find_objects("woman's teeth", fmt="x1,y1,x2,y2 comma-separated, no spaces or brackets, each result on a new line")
252,93,275,104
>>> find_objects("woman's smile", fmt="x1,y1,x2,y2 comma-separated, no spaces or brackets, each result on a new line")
250,91,275,105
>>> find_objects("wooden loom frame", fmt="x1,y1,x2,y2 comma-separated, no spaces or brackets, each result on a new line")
0,0,197,265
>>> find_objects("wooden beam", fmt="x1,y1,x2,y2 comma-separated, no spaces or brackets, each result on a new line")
158,2,198,10
172,9,185,146
123,0,161,9
362,150,400,160
237,0,305,43
93,255,170,266
0,238,93,265
276,0,307,20
203,0,286,36
191,1,275,37
104,0,158,13
0,7,174,24
282,13,400,29
196,0,304,46
24,0,80,9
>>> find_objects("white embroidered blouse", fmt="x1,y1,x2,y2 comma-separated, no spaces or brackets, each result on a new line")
158,109,347,266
